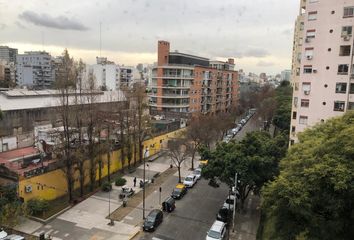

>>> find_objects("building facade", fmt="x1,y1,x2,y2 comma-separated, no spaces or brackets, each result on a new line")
16,51,55,89
290,0,354,144
149,41,238,117
0,46,18,63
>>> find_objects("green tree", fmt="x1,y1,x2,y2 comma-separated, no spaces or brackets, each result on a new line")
261,111,354,240
0,185,26,227
272,81,292,134
203,131,287,208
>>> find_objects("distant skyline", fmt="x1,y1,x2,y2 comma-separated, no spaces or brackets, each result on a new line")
0,0,298,74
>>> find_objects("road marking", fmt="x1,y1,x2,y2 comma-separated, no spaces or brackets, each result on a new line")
152,237,164,240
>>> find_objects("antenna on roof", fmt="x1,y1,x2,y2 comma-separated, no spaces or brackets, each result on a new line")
99,22,102,58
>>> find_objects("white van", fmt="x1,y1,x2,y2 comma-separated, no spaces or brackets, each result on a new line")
206,220,227,240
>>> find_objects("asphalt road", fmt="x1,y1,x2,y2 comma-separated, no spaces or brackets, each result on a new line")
136,179,229,240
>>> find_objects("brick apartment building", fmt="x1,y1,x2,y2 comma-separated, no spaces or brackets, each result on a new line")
149,41,239,118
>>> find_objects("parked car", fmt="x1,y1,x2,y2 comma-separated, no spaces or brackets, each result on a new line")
183,175,197,187
162,197,176,212
3,235,25,240
171,183,187,199
216,207,231,223
223,195,236,211
240,119,246,125
206,220,227,240
143,209,163,232
0,230,7,239
193,168,202,180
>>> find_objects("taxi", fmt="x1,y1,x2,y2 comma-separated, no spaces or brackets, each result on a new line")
171,183,187,199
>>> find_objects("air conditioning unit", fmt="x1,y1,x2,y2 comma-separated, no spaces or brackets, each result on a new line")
25,185,32,193
304,90,310,95
313,69,318,73
343,35,351,41
305,37,311,43
307,55,313,60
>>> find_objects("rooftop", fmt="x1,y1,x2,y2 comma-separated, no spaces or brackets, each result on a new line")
0,146,57,178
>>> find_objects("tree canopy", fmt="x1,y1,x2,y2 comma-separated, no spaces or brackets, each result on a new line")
261,111,354,240
202,131,288,207
272,81,292,133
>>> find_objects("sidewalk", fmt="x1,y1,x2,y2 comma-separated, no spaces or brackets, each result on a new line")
229,193,261,240
15,153,193,240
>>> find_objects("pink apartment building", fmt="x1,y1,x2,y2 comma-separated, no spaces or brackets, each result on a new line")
290,0,354,144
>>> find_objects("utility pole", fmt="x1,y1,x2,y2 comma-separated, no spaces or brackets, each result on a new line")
232,172,238,232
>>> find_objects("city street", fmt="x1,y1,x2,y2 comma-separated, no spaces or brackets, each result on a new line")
134,179,229,240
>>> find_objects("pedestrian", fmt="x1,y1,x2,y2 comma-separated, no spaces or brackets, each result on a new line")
133,177,137,187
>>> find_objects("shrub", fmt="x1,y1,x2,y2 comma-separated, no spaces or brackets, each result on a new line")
27,198,49,216
115,177,127,186
101,182,112,192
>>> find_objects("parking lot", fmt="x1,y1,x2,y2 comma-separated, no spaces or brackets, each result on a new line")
135,179,229,240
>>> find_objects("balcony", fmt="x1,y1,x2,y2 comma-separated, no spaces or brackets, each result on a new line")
148,93,190,99
163,74,194,79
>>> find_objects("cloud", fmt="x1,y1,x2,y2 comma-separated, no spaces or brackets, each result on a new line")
244,48,269,58
257,60,275,67
18,11,88,31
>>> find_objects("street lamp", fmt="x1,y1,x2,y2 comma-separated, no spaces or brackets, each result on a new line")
142,148,149,219
232,173,238,232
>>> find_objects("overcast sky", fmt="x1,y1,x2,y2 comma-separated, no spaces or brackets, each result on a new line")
0,0,299,75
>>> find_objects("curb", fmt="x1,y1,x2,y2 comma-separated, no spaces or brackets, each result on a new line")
128,229,140,240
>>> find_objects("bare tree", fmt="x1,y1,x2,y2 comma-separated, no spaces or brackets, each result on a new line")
168,138,191,182
127,84,151,165
55,49,78,202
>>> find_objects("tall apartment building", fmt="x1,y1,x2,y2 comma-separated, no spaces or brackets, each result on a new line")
0,46,18,63
16,51,55,89
88,57,120,90
290,0,354,144
149,41,238,117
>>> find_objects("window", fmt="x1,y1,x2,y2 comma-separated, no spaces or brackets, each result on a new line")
308,11,318,21
299,116,308,125
301,99,310,107
292,111,297,120
309,0,318,3
303,65,313,74
348,102,354,110
335,83,347,93
344,7,354,18
338,64,349,74
305,48,314,59
342,26,353,36
291,126,296,133
339,45,351,56
306,30,316,39
334,101,345,111
302,82,311,94
350,83,354,94
294,97,298,107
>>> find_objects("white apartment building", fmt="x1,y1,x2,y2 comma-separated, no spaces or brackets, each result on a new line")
16,51,55,89
84,57,136,90
290,0,354,144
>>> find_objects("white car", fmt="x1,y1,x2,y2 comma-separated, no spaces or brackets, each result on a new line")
183,175,197,187
206,220,227,240
223,195,236,211
193,168,202,180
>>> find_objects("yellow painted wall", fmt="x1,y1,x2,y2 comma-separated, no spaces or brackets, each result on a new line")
18,128,186,202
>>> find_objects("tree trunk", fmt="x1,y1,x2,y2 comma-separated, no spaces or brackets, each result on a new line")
80,173,84,197
178,166,181,183
192,149,196,170
98,159,102,186
107,151,111,182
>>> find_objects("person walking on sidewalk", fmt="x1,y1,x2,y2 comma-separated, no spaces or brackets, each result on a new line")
133,177,137,187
